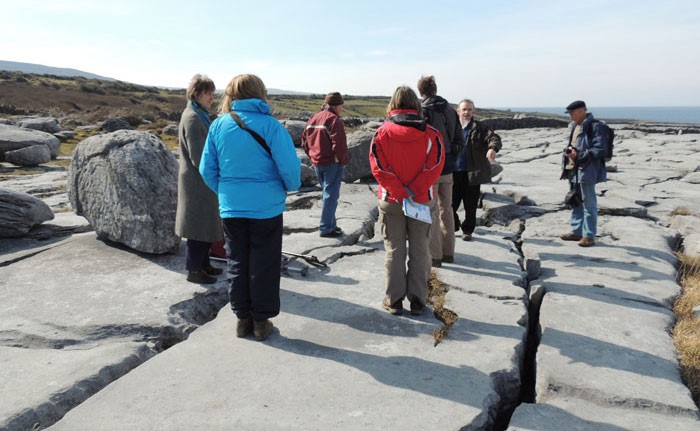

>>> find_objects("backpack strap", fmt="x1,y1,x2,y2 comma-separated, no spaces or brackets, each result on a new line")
229,111,271,155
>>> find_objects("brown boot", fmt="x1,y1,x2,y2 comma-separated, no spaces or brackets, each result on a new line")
560,232,582,241
253,319,274,341
236,317,253,338
382,297,403,315
578,237,595,247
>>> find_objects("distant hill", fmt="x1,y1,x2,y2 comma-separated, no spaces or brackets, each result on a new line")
0,60,115,81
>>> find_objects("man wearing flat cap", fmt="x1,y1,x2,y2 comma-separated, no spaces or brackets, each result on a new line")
560,100,609,247
302,92,349,238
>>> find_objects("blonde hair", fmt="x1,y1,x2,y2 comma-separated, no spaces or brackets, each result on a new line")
186,74,215,102
219,74,268,114
386,86,422,116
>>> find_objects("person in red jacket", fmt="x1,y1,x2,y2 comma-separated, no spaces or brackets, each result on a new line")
301,92,349,238
369,86,445,316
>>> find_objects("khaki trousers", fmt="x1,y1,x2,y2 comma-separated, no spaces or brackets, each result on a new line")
429,174,456,260
378,200,431,306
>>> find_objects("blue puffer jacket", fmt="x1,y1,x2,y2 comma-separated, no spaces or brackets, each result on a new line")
200,98,301,219
563,113,608,184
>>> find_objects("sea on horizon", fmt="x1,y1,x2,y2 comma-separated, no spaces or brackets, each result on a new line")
498,106,700,125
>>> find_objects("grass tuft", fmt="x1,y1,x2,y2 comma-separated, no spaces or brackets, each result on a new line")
673,253,700,407
671,207,694,216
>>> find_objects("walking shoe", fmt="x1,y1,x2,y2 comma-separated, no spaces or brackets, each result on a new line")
186,270,217,284
203,265,223,276
461,233,472,241
320,227,343,238
410,301,425,316
253,319,274,341
578,237,595,247
431,259,442,268
236,317,253,338
382,297,403,315
442,255,454,263
560,232,582,241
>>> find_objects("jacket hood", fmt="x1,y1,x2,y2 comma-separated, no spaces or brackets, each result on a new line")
387,109,426,131
231,98,271,115
421,95,449,113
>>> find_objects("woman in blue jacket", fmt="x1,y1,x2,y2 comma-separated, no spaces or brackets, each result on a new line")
200,74,301,341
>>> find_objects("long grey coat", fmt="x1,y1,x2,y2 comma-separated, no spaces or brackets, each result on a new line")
175,102,223,242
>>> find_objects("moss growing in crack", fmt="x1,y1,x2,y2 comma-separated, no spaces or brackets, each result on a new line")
428,270,458,346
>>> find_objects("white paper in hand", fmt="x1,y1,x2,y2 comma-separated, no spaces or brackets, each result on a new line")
403,198,432,224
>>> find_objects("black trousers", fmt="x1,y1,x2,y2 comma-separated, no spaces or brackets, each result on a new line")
452,171,481,235
222,214,283,321
185,239,212,271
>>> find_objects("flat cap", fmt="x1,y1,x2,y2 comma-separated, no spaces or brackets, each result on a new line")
565,100,586,113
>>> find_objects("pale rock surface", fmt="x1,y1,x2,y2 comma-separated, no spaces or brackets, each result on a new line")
281,119,306,147
0,123,61,159
4,144,51,166
15,116,61,133
342,129,374,183
0,187,54,237
68,130,179,254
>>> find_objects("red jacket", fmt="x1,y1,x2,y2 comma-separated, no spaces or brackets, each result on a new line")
301,108,348,166
369,109,445,204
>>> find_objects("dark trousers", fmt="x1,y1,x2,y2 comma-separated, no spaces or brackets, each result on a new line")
186,239,212,271
222,214,283,321
452,171,481,235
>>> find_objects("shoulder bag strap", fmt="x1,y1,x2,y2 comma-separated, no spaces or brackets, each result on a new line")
229,111,271,155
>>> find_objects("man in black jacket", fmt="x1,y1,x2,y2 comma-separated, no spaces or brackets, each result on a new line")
418,75,465,267
453,99,502,241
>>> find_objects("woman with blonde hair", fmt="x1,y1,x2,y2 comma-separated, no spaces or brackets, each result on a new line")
175,74,223,284
200,74,301,341
369,86,445,316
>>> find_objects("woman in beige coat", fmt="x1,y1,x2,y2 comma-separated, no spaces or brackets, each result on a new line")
175,74,223,284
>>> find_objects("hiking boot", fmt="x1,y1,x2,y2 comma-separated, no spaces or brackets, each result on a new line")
320,227,343,238
253,319,274,341
442,255,454,263
410,301,425,316
578,237,595,247
560,232,582,241
236,317,253,338
431,259,442,268
461,233,472,241
186,270,217,284
382,297,403,315
203,265,223,276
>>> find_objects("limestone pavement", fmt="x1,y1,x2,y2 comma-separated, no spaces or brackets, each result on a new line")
1,124,699,430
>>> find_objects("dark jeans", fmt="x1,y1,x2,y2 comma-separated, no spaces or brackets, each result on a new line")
222,214,283,321
452,171,481,235
186,239,212,271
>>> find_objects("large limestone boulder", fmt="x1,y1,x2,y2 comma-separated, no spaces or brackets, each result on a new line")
0,123,60,160
101,118,134,132
342,129,375,183
282,120,306,147
68,130,180,254
15,116,61,133
0,187,54,237
4,144,51,166
300,164,317,187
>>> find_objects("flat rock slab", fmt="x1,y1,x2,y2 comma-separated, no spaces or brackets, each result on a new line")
47,228,528,431
508,213,700,429
0,233,229,430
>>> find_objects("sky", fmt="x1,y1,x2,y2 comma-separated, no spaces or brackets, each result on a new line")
2,0,700,107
